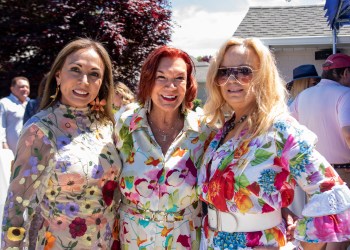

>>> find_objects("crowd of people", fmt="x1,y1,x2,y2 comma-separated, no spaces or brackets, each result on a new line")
0,36,349,250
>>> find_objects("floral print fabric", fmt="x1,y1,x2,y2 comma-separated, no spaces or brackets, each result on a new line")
1,103,122,249
115,105,214,249
197,114,350,250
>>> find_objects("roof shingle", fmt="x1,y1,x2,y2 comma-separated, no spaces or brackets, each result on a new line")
234,5,350,38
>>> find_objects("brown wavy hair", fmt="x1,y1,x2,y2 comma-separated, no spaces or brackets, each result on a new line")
40,38,115,123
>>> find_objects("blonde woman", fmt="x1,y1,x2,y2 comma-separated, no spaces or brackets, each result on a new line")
197,37,350,249
113,82,135,112
287,64,320,105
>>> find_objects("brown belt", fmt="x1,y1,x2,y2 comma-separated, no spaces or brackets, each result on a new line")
332,163,350,169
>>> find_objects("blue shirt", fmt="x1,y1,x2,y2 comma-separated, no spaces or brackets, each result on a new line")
0,93,29,154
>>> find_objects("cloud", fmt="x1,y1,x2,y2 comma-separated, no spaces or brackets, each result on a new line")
170,2,249,57
170,0,325,57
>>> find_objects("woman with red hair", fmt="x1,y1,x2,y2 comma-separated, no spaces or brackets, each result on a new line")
114,46,215,249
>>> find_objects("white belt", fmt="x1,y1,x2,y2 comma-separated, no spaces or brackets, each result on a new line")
208,206,282,233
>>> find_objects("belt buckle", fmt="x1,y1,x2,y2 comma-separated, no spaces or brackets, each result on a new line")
208,204,219,231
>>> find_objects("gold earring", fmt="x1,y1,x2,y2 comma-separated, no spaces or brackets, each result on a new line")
181,101,186,114
50,84,60,100
145,98,152,113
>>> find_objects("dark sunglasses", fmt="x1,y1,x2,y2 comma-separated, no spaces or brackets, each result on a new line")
216,66,254,86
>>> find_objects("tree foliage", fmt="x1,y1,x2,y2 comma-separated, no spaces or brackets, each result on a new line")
0,0,173,97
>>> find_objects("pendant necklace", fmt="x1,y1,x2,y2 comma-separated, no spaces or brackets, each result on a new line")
218,114,247,146
148,117,181,142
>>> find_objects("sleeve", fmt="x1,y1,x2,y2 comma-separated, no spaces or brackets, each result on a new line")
288,95,299,120
285,119,350,243
338,91,350,127
1,123,54,249
0,101,7,145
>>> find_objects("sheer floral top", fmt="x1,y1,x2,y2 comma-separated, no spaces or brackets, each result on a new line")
1,103,122,249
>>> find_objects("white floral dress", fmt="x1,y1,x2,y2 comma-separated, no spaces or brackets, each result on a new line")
115,105,215,250
1,103,122,250
197,114,350,250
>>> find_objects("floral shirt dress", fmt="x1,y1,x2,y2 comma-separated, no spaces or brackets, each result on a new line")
115,105,214,250
1,103,122,249
197,114,350,250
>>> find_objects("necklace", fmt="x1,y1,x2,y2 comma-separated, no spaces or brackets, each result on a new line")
218,114,247,146
148,116,182,142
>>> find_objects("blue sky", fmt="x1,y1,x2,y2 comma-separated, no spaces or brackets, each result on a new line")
170,0,325,57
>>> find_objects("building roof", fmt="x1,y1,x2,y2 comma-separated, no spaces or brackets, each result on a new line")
234,5,350,38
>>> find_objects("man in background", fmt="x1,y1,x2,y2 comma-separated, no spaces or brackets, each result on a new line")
0,76,30,154
290,53,350,250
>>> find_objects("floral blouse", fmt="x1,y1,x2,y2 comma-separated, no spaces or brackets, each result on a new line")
197,114,350,250
1,103,122,250
114,105,214,249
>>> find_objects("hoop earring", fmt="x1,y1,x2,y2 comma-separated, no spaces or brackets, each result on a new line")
50,84,60,100
181,102,186,114
145,98,152,113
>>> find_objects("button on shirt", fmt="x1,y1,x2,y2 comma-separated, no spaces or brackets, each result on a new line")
0,93,29,154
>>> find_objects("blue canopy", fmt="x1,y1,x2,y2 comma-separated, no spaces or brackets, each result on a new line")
324,0,350,53
324,0,350,30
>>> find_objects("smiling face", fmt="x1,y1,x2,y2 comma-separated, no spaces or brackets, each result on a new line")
219,45,259,112
150,57,187,114
11,79,30,103
55,48,105,108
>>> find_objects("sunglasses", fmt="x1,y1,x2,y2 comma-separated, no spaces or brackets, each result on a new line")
216,66,254,86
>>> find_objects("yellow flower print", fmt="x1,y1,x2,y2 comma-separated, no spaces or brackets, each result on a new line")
7,227,25,241
16,196,23,204
81,200,94,214
46,187,60,201
82,234,93,246
234,188,253,213
85,185,101,197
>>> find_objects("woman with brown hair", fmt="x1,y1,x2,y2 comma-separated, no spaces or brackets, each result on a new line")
2,38,122,249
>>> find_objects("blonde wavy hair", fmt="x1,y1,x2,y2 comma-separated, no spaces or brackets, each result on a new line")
204,37,288,141
114,82,135,106
289,78,317,100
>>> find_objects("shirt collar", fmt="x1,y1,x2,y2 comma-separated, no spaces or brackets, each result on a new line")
9,93,29,104
128,106,200,133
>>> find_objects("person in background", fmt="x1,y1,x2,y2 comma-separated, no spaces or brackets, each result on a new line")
290,53,350,250
113,81,136,123
23,73,48,124
114,45,215,249
112,81,135,113
0,76,30,154
1,38,122,249
286,64,321,217
198,37,350,250
286,64,321,105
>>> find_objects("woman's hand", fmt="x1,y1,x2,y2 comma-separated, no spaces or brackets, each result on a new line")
282,207,298,242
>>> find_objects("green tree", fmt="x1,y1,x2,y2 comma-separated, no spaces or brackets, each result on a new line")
0,0,173,97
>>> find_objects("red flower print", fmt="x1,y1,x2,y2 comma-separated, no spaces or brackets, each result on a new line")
320,180,336,192
262,203,275,213
274,156,289,172
144,156,160,166
102,180,118,206
208,173,228,211
246,231,262,247
247,182,260,196
274,169,289,190
224,171,235,200
111,240,120,250
280,182,294,207
177,234,191,248
69,217,87,238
